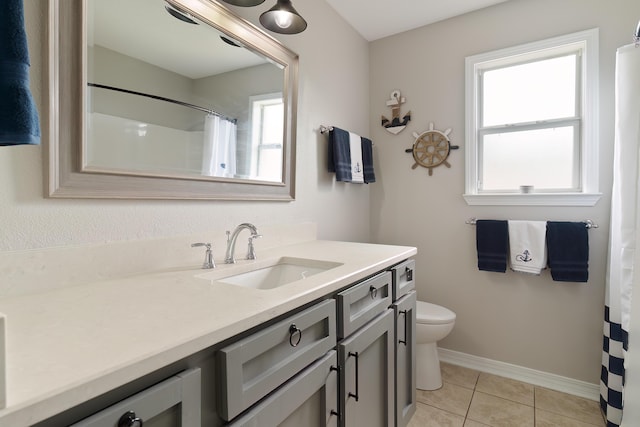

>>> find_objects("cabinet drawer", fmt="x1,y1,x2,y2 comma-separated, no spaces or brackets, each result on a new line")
336,271,392,340
71,368,201,427
391,259,415,301
228,350,339,427
218,299,336,421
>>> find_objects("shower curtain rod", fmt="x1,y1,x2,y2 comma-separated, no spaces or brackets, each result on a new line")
88,83,237,124
465,218,599,229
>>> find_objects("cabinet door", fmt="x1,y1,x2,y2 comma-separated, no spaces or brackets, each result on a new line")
393,291,416,427
338,309,394,427
71,368,201,427
228,350,339,427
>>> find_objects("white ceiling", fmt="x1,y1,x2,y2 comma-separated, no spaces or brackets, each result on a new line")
324,0,511,41
90,0,512,81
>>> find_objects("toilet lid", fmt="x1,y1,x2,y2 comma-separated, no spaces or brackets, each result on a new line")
416,301,456,325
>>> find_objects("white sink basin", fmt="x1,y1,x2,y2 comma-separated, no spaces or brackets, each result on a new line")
197,257,342,290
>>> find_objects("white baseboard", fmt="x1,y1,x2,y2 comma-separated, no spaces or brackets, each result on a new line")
438,348,600,402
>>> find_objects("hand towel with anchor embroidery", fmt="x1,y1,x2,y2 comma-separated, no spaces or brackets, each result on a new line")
508,220,548,275
328,127,366,183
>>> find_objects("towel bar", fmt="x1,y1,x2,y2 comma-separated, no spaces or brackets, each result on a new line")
465,218,599,229
319,125,375,145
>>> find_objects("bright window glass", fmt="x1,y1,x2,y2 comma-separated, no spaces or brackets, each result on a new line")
250,93,283,181
481,126,576,191
482,54,577,127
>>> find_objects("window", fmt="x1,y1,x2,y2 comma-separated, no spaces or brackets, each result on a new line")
464,29,601,206
249,93,284,182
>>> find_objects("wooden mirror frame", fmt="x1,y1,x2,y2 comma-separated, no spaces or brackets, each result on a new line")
46,0,298,200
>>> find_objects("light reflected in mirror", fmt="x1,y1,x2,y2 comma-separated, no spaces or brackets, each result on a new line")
86,0,285,183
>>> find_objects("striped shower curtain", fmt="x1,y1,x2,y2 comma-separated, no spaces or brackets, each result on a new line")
600,43,640,427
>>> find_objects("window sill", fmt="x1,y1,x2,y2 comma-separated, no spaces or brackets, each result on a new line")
462,192,602,206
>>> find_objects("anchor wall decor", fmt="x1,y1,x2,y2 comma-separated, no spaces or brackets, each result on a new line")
381,89,411,134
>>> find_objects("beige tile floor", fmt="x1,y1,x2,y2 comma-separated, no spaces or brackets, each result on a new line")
408,362,605,427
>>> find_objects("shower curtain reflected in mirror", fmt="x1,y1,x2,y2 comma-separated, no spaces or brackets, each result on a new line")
202,114,237,178
601,43,640,427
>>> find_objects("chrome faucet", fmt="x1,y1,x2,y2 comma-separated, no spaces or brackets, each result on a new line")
225,223,261,264
191,242,215,269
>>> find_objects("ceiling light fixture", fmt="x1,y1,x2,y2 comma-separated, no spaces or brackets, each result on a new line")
259,0,307,34
221,0,266,6
164,4,199,24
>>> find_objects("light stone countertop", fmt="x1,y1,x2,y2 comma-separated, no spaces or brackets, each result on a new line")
0,240,416,427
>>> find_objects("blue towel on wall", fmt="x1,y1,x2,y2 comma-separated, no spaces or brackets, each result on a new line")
476,220,509,273
328,127,352,181
0,0,41,146
362,137,376,184
546,221,589,282
328,127,377,184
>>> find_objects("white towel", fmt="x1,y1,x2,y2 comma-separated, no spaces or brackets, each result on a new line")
508,220,547,275
348,131,364,183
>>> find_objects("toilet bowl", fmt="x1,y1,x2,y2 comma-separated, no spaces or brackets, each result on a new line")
416,301,456,390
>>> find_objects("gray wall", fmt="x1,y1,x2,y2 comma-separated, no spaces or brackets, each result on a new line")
369,0,640,384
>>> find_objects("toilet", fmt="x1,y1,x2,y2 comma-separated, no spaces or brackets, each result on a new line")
416,301,456,390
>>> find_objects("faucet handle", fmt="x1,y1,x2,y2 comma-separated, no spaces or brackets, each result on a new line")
191,242,215,269
191,242,210,250
246,234,262,260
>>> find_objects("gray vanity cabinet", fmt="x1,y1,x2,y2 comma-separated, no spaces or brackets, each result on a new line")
40,259,416,427
71,368,201,427
393,291,417,427
337,309,395,427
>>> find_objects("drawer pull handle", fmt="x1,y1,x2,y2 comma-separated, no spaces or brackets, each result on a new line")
369,285,378,299
348,351,360,402
289,324,302,347
330,365,341,419
399,310,408,346
405,267,413,281
118,411,143,427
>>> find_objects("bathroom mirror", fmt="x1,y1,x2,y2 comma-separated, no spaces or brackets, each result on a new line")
47,0,298,200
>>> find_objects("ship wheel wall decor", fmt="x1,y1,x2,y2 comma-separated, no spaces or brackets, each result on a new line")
405,123,459,176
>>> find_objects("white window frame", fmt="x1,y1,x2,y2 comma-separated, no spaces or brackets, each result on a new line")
463,28,601,206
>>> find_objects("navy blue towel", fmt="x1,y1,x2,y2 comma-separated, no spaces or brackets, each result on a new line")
0,0,41,146
476,220,509,273
546,221,589,282
362,137,375,184
328,127,352,182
